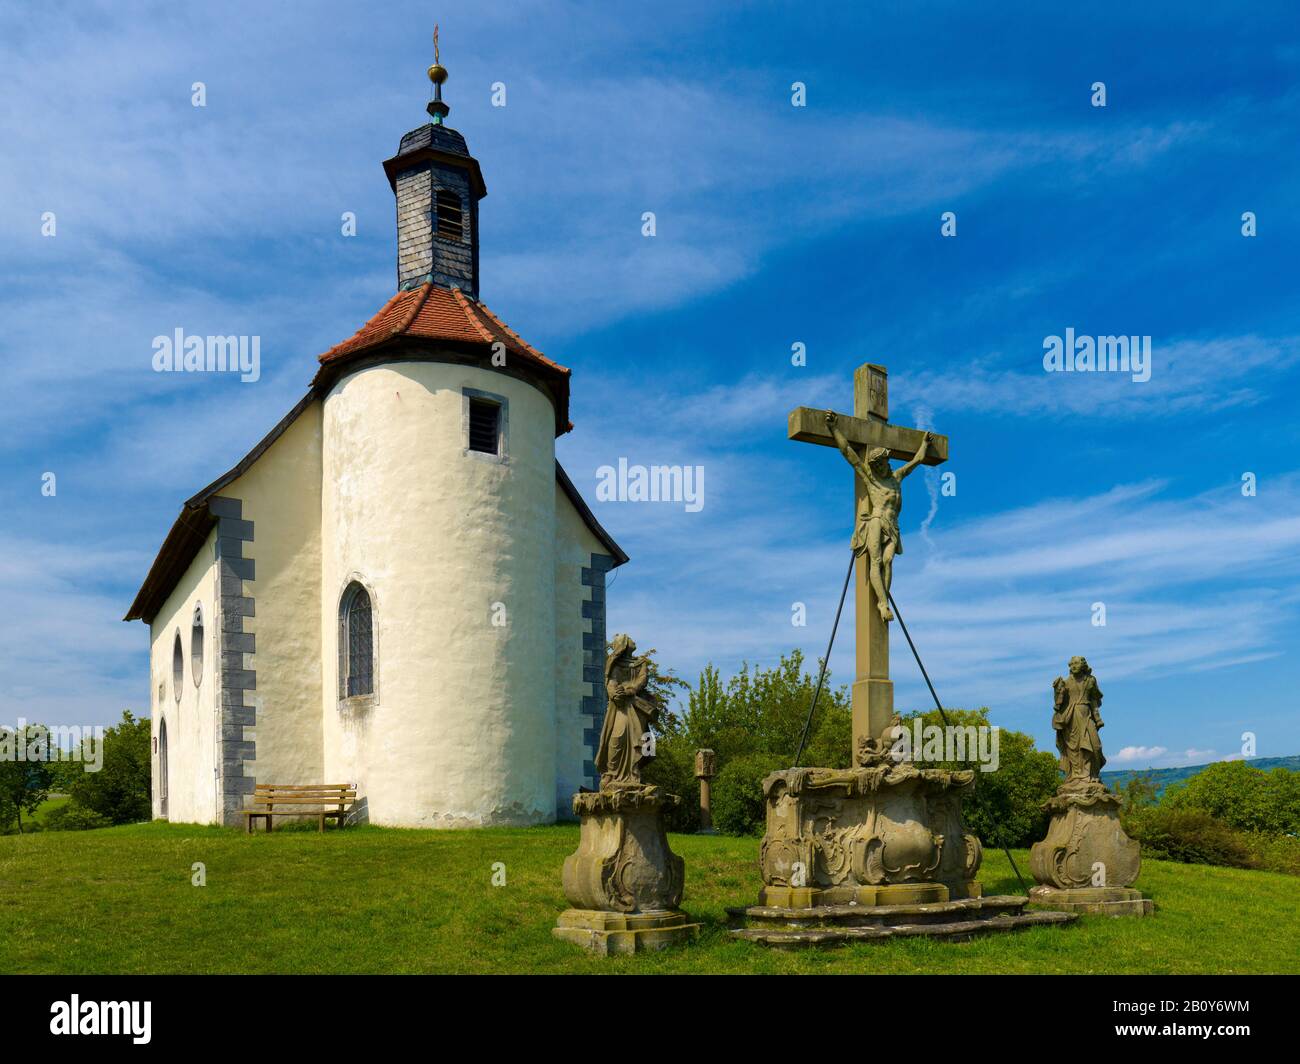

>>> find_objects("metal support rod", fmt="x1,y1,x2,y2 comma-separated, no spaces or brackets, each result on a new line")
888,590,1031,896
793,551,856,766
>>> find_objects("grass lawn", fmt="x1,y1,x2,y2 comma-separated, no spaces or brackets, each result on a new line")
1,821,1295,974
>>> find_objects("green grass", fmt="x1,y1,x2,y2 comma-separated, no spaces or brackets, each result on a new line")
1,821,1295,973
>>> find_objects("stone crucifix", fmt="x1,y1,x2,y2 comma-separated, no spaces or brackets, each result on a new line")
788,363,949,751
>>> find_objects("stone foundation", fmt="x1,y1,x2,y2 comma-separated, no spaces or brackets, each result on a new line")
553,908,699,955
1028,885,1154,917
555,785,697,952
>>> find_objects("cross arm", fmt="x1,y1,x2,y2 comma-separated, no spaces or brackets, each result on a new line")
787,406,949,465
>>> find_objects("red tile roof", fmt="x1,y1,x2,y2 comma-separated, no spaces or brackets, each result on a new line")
314,283,571,433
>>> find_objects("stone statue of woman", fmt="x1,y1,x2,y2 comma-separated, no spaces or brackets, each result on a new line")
1051,656,1105,786
596,634,661,790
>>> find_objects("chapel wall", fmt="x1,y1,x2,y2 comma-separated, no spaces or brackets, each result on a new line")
148,528,220,824
220,402,326,799
320,357,558,827
553,486,613,813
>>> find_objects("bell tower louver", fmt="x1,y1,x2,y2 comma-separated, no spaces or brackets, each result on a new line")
381,35,487,296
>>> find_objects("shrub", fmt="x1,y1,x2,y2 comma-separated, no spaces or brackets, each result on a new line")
801,702,852,769
641,735,700,834
1163,760,1300,836
712,753,788,837
903,708,1059,848
43,802,112,832
66,711,151,826
1244,831,1300,877
1123,805,1257,870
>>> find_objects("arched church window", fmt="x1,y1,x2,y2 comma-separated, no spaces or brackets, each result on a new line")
172,630,183,703
191,603,205,686
435,188,463,242
339,582,374,699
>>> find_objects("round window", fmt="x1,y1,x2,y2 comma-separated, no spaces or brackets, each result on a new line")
191,604,205,686
172,630,183,702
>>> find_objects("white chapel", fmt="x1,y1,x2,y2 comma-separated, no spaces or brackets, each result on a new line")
125,60,626,828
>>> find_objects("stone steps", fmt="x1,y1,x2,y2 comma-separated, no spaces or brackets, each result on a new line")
728,894,1078,948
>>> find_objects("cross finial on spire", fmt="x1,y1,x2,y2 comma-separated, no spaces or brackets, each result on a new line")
427,25,450,125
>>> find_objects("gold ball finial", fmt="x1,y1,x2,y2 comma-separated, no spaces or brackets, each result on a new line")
426,25,450,124
428,25,446,83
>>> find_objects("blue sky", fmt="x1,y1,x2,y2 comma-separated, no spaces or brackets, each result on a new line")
2,1,1298,769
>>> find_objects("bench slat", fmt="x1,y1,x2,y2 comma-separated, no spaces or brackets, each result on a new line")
248,799,354,806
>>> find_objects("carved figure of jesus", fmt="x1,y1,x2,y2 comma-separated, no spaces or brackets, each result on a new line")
825,410,932,623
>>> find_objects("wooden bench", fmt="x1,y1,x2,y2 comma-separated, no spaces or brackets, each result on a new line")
242,784,356,833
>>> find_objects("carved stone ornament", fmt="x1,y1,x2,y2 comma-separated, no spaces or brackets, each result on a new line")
1029,783,1141,890
756,765,982,901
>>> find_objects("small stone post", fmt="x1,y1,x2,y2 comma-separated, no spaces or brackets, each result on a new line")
695,749,717,834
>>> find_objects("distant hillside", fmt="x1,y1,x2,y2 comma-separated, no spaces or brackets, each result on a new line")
1102,756,1300,798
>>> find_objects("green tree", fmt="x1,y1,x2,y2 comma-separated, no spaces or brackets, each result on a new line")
1163,760,1300,836
644,653,851,833
1120,771,1160,815
641,734,701,833
64,711,151,826
0,724,55,834
903,708,1059,848
669,650,849,764
712,752,788,836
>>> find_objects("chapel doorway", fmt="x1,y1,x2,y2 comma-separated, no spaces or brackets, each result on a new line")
159,718,169,820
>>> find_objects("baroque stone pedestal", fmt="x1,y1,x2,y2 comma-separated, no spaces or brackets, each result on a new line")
1028,782,1152,916
725,762,1078,947
554,785,699,954
755,764,984,908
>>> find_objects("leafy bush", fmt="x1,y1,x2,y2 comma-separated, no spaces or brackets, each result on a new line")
0,724,54,834
641,734,701,834
662,653,850,766
1244,831,1300,877
801,701,852,769
902,708,1059,848
1162,760,1300,836
63,711,151,827
43,802,112,832
712,753,788,837
1123,806,1257,870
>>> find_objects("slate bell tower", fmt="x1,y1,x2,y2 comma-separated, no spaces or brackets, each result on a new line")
382,33,486,296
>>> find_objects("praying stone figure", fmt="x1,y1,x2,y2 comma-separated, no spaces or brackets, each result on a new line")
555,634,698,953
1029,657,1152,916
1052,655,1106,787
826,410,933,623
596,634,660,788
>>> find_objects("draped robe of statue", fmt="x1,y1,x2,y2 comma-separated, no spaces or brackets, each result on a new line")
596,640,660,788
1052,668,1105,783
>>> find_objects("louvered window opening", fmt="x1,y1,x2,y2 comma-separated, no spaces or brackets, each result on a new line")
468,398,500,455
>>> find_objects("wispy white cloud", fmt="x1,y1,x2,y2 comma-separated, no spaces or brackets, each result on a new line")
1112,745,1169,763
896,335,1300,420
